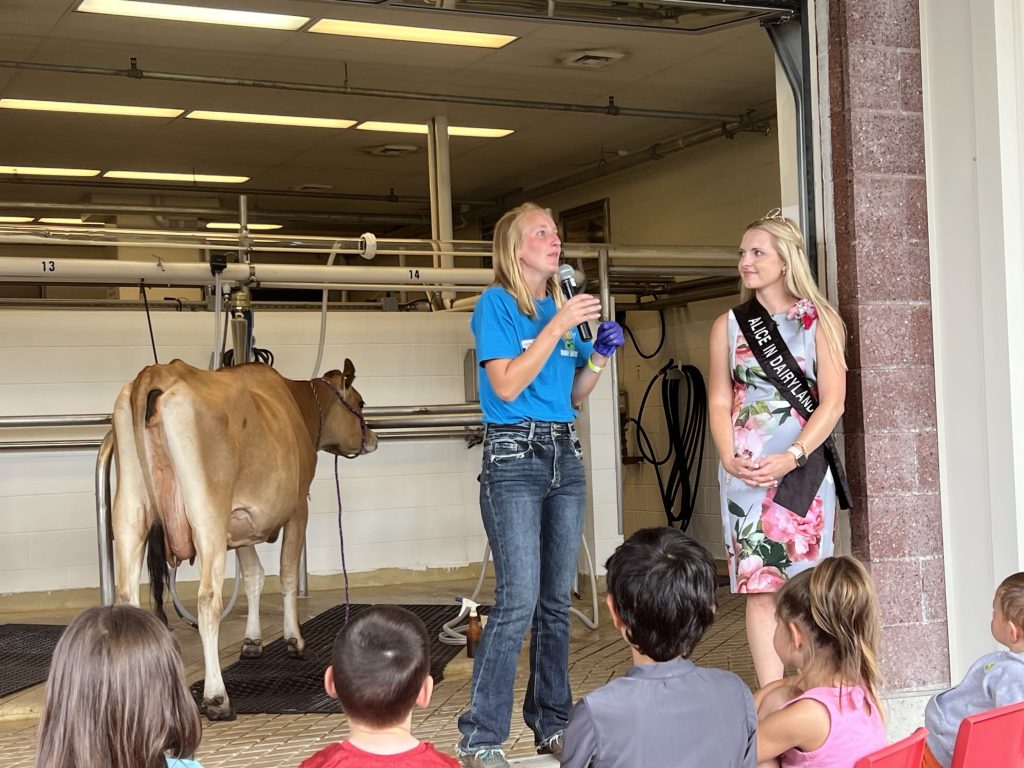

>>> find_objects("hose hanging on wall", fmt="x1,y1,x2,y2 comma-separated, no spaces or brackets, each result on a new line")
623,359,707,530
619,310,666,360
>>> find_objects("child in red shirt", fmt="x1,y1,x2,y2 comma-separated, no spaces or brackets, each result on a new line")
300,606,459,767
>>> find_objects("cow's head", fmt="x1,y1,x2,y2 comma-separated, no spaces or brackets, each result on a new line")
319,359,378,457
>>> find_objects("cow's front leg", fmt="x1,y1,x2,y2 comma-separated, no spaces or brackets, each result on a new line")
279,511,307,659
236,545,264,659
196,543,234,721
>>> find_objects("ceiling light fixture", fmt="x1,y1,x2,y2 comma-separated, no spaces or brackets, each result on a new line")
0,98,183,118
206,222,282,230
356,121,513,138
0,166,101,177
38,217,105,226
0,216,34,223
104,170,250,183
185,110,355,129
309,18,515,48
76,0,309,30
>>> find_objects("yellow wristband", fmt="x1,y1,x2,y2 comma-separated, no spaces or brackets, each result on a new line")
587,356,604,373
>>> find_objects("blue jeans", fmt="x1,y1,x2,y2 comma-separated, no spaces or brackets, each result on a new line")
457,421,586,753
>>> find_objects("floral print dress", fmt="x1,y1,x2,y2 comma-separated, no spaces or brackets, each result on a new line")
720,299,836,593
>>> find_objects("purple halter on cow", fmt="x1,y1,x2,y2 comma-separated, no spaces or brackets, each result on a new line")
111,358,377,720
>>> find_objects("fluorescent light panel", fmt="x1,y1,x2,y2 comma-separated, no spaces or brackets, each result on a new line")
206,222,282,230
0,216,33,223
76,0,308,30
356,121,513,138
309,18,515,48
0,166,101,177
0,98,182,118
186,110,355,129
104,170,249,183
38,217,105,225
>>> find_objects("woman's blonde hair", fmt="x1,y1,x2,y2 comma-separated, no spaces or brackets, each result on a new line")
491,202,563,318
741,212,848,371
775,556,884,715
35,605,201,768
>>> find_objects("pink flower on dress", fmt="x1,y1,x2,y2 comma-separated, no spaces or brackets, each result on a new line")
788,299,818,330
736,555,786,593
735,336,755,365
732,382,746,416
761,492,825,563
733,412,771,459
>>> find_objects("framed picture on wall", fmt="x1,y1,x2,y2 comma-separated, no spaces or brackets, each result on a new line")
559,199,611,244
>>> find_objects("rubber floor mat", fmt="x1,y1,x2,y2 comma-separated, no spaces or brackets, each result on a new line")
190,603,485,715
0,624,65,698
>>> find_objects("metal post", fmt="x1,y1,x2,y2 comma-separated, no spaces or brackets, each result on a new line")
95,429,115,605
428,116,454,306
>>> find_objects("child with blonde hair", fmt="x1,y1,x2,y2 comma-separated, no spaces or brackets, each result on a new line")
755,556,886,768
923,572,1024,767
34,604,203,768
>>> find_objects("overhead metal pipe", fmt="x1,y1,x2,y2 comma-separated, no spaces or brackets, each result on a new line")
0,59,747,123
497,112,774,208
0,201,431,225
612,265,738,277
0,176,487,206
0,256,496,287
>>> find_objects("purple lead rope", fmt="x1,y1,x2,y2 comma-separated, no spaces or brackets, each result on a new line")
334,454,351,624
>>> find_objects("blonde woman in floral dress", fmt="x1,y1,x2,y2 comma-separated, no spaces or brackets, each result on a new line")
708,210,848,687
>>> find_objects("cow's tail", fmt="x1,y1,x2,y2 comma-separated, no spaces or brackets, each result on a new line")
146,521,169,626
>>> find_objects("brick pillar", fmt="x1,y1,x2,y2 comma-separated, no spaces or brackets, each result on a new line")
828,0,949,691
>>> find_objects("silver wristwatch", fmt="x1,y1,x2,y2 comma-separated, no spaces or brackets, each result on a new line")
787,442,808,467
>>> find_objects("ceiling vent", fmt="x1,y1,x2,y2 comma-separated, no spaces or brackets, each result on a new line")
366,144,419,157
560,50,626,69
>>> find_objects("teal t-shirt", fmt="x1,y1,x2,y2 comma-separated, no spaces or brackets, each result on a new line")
471,286,593,424
167,757,204,768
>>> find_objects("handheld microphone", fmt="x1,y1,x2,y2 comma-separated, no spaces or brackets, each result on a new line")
557,263,593,341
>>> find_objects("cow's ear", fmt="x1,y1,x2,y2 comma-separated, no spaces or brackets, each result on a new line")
343,358,356,389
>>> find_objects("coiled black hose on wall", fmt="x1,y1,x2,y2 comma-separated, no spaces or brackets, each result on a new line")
620,313,708,530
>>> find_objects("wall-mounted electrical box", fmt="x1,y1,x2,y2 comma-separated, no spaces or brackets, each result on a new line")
464,348,479,403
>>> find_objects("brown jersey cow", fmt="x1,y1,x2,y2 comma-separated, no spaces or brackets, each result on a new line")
111,359,377,720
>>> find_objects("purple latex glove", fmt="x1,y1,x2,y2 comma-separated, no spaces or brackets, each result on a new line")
593,320,624,357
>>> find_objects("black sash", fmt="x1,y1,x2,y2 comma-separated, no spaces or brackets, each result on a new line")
732,298,852,516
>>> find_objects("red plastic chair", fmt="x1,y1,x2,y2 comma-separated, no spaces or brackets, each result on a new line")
950,700,1024,768
853,727,927,768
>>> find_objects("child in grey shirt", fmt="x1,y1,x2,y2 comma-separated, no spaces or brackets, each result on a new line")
561,528,757,768
924,572,1024,767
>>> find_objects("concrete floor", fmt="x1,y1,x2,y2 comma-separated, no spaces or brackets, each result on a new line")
0,576,754,767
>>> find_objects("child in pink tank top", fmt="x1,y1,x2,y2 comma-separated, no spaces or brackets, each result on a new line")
754,556,888,768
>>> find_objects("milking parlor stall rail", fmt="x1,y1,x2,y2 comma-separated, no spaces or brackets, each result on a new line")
0,223,739,609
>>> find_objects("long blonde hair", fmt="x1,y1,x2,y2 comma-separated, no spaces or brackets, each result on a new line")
35,605,201,768
491,202,563,318
775,556,884,715
740,212,848,371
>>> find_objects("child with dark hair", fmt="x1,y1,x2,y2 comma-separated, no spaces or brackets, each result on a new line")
34,604,203,768
923,572,1024,767
300,605,459,767
561,527,757,768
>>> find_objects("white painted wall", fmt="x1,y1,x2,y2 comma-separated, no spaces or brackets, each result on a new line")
921,0,1024,678
0,307,617,595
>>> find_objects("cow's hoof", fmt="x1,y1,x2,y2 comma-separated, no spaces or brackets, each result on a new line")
203,696,236,722
285,637,305,659
240,638,263,659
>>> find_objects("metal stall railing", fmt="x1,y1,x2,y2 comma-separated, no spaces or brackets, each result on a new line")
0,407,483,606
